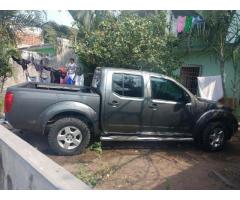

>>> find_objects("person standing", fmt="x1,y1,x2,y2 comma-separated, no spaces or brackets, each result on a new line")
66,58,77,85
74,65,84,86
31,57,51,83
12,55,31,81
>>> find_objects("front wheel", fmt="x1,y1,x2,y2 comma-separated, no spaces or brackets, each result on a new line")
48,117,91,155
201,122,227,151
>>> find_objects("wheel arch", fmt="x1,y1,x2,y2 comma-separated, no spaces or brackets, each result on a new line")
193,109,238,141
37,101,100,137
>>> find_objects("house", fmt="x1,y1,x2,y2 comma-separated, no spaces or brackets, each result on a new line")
167,11,239,102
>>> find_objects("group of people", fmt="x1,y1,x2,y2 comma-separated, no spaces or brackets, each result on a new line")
11,56,84,86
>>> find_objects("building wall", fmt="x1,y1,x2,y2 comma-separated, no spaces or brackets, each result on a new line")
16,27,43,48
177,52,236,98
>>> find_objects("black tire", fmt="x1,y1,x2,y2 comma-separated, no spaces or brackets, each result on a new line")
47,117,91,156
201,121,227,152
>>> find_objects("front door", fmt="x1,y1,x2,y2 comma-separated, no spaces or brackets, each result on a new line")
147,76,193,134
102,72,146,133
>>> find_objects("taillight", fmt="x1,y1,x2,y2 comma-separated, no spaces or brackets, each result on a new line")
4,92,14,113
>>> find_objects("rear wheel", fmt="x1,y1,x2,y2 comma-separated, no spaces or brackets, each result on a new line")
48,117,90,155
201,122,227,151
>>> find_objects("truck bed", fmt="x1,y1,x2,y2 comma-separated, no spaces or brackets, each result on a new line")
19,82,93,93
5,82,100,133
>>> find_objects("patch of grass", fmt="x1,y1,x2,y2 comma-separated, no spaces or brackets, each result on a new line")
89,141,102,154
76,164,115,188
164,178,171,190
76,165,99,187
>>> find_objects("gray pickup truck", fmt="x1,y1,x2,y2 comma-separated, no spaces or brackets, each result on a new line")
4,67,238,155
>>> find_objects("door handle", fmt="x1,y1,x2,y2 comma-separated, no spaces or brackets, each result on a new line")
149,103,158,109
108,100,119,107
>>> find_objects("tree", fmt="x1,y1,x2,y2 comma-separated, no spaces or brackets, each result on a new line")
0,48,18,92
74,12,182,75
0,10,45,46
42,21,59,49
231,44,240,107
68,10,112,38
42,21,77,50
0,10,45,92
188,11,240,98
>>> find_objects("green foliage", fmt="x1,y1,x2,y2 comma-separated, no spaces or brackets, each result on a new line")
76,163,116,188
74,12,182,75
0,96,3,114
42,21,77,50
76,165,98,187
42,21,58,49
0,10,45,46
164,178,171,190
89,141,102,154
0,48,18,92
183,11,240,97
0,10,45,92
69,10,111,33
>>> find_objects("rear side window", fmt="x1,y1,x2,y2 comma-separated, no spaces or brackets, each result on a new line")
112,73,143,98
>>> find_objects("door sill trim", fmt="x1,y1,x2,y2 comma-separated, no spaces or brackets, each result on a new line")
101,135,193,142
103,131,192,138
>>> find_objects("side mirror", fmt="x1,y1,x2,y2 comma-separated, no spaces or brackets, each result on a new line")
183,93,191,104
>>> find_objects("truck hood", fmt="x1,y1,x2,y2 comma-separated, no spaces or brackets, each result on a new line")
197,97,232,112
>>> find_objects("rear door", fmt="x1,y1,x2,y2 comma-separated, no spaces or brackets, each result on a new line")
102,72,147,133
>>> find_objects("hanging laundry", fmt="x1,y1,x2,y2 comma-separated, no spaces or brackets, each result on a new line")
191,16,205,35
184,16,193,32
192,16,198,27
197,75,223,101
177,16,186,33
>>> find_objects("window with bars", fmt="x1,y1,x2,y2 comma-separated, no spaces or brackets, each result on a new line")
180,65,202,95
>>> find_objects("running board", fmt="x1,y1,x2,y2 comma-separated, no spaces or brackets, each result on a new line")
101,135,194,142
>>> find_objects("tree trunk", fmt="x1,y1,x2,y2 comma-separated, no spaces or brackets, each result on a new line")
219,41,226,100
219,59,226,99
0,76,6,93
232,53,240,108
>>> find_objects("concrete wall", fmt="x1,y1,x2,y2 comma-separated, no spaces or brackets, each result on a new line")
0,125,90,190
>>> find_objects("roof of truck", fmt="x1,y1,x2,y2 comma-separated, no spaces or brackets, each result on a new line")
101,67,168,78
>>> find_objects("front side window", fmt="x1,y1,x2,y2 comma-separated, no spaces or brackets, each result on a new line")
112,73,143,98
151,77,189,102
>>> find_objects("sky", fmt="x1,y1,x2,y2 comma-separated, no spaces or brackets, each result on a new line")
46,10,74,27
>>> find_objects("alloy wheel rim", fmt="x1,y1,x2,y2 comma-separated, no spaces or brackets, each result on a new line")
57,126,82,150
209,127,224,148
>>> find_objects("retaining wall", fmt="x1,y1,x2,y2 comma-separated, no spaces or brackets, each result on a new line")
0,125,90,190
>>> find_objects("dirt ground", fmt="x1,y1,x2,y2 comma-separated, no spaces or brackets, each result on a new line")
12,129,240,190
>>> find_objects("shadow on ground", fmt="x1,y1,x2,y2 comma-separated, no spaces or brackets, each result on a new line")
13,130,240,189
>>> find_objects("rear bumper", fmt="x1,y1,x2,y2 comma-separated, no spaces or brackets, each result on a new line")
0,116,13,129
